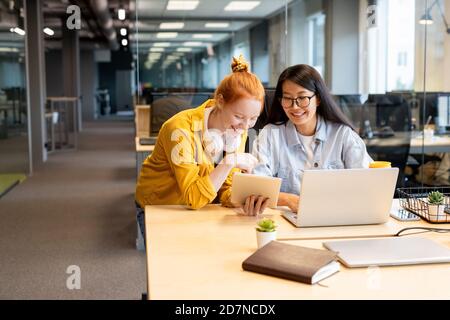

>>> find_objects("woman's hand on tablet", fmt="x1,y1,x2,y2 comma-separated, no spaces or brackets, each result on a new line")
243,195,269,216
278,192,300,213
222,153,258,173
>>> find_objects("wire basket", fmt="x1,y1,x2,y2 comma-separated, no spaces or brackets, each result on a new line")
397,187,450,224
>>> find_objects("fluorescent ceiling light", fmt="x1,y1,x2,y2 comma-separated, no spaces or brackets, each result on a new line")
224,1,260,11
419,13,434,25
118,8,126,20
167,1,199,11
182,41,203,47
120,28,127,36
193,34,213,39
0,47,19,52
43,27,54,36
156,32,178,38
149,47,165,52
159,22,185,29
153,42,171,47
177,47,192,52
121,39,128,46
205,22,229,28
10,27,25,36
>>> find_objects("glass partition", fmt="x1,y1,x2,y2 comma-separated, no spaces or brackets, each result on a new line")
419,0,450,186
0,0,29,179
131,0,449,188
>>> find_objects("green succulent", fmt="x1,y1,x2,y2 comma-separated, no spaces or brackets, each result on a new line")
256,218,277,232
428,191,444,205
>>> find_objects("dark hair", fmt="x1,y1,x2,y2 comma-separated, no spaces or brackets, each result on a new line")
267,64,355,130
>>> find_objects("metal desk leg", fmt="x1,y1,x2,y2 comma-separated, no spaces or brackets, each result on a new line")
58,102,63,149
73,100,78,149
64,101,69,146
50,100,55,152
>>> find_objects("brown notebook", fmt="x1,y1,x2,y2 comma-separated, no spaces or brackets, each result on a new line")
242,241,340,284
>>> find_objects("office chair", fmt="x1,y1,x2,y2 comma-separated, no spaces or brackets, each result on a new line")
150,95,193,136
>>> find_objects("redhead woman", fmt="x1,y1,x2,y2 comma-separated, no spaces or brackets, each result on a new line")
136,56,269,235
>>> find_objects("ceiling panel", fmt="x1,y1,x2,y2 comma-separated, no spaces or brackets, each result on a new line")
136,0,293,18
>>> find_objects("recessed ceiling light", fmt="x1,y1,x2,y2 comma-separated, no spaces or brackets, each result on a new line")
43,27,54,36
177,48,192,52
205,22,230,28
182,41,203,47
10,27,25,36
149,47,165,52
156,32,178,38
167,1,199,11
224,1,260,11
159,22,185,29
118,8,126,20
193,34,213,39
153,42,171,47
120,28,127,36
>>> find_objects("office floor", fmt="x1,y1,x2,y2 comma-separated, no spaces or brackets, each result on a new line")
0,119,146,299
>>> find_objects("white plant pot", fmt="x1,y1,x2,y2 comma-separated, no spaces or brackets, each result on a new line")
256,230,277,249
428,204,446,221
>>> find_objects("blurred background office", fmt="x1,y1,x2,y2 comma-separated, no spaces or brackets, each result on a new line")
0,0,449,298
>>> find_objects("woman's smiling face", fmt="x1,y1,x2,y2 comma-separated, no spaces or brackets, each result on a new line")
280,80,320,128
219,96,262,136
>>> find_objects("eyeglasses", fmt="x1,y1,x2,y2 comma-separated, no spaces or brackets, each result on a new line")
279,94,316,109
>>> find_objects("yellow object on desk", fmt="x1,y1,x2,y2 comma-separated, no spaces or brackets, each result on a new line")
369,161,391,168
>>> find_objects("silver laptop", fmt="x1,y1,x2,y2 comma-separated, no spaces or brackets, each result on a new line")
323,237,450,268
282,168,399,227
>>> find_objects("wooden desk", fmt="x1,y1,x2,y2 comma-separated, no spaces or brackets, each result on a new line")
145,201,450,299
365,132,450,154
410,135,450,154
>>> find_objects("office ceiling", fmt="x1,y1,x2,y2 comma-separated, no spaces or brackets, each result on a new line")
129,0,294,53
0,0,293,52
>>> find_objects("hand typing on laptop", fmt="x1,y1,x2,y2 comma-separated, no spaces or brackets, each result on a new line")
277,192,300,213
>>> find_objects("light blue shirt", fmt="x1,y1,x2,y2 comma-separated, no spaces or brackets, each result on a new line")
251,116,373,195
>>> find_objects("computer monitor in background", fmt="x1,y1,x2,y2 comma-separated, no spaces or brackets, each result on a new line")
365,94,411,132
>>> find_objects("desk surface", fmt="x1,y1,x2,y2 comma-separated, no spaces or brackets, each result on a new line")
135,136,155,152
145,201,450,300
365,132,450,154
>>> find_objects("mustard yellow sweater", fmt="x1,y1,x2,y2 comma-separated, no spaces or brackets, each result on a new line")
135,99,246,209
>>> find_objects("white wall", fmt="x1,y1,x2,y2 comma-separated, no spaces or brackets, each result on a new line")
328,0,360,94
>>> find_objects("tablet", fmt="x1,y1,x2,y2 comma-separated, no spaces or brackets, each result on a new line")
230,173,282,208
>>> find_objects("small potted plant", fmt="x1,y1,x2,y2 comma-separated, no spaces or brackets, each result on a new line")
256,218,277,249
427,191,445,220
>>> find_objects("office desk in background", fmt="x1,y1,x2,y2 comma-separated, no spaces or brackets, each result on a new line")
145,200,450,300
364,132,450,154
135,136,154,179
